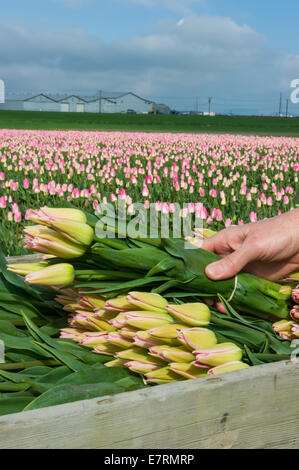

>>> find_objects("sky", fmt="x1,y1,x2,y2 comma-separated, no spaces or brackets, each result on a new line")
1,0,299,114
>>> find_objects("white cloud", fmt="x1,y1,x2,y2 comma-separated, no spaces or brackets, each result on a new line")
0,15,298,111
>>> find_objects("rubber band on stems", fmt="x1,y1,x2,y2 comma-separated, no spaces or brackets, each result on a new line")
227,276,238,302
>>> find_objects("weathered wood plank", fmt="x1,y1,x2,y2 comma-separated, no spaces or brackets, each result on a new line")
0,360,298,449
6,254,44,264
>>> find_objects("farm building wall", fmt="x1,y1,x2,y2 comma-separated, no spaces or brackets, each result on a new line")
0,100,24,111
85,100,100,113
0,92,169,114
24,101,60,112
105,93,152,113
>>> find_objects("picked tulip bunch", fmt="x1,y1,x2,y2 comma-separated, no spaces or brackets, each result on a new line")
9,207,94,287
272,280,299,340
58,291,250,384
9,205,293,321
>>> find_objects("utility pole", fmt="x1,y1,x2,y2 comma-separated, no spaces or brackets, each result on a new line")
286,98,289,118
208,97,212,114
278,92,282,116
195,96,199,113
99,89,102,113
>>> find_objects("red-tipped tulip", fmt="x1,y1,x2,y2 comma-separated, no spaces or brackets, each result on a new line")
127,291,168,313
124,361,161,375
149,345,195,363
194,342,242,367
125,311,173,330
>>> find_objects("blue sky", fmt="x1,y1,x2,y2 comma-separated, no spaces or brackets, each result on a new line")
1,0,299,114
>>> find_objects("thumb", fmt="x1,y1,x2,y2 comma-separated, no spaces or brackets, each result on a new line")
205,247,252,280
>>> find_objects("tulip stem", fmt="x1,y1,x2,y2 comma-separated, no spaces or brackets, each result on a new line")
0,360,60,371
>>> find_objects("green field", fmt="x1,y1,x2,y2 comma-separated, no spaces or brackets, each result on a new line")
0,110,299,135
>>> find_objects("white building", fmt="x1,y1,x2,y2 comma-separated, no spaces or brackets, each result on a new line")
0,91,171,114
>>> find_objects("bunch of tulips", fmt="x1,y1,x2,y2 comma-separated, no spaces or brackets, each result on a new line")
6,205,299,387
272,275,299,341
58,290,250,384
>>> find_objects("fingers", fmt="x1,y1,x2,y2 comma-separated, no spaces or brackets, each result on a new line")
205,245,255,280
201,230,233,255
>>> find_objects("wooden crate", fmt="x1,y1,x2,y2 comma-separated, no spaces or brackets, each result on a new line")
0,360,298,449
1,256,299,449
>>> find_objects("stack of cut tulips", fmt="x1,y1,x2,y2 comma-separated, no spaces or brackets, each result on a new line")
59,291,250,383
8,206,298,385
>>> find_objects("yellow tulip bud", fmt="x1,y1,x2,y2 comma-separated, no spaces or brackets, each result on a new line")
80,296,106,310
125,311,174,330
149,345,195,363
7,262,48,276
105,358,127,368
148,323,187,342
25,228,87,258
47,219,94,246
167,303,210,326
133,330,165,349
80,332,108,348
105,296,136,312
60,328,85,342
25,263,75,287
208,361,250,375
119,326,140,339
94,343,124,356
177,327,217,351
127,291,168,313
194,342,242,367
145,367,184,384
124,361,161,375
27,207,87,224
170,363,208,379
116,347,165,366
272,320,294,333
106,332,134,349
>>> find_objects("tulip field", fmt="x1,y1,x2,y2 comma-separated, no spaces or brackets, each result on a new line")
0,129,298,256
0,127,299,418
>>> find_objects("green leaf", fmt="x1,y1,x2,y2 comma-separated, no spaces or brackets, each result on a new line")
21,312,110,365
0,310,23,322
244,345,266,366
79,276,171,294
0,382,30,392
0,397,33,416
0,320,27,337
5,351,52,363
31,341,87,372
23,382,125,411
115,376,145,391
0,332,50,357
19,366,54,376
56,364,129,386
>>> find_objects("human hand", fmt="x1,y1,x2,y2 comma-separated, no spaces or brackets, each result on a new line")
202,209,299,281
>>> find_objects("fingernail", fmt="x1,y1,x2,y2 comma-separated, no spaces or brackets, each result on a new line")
206,263,226,280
